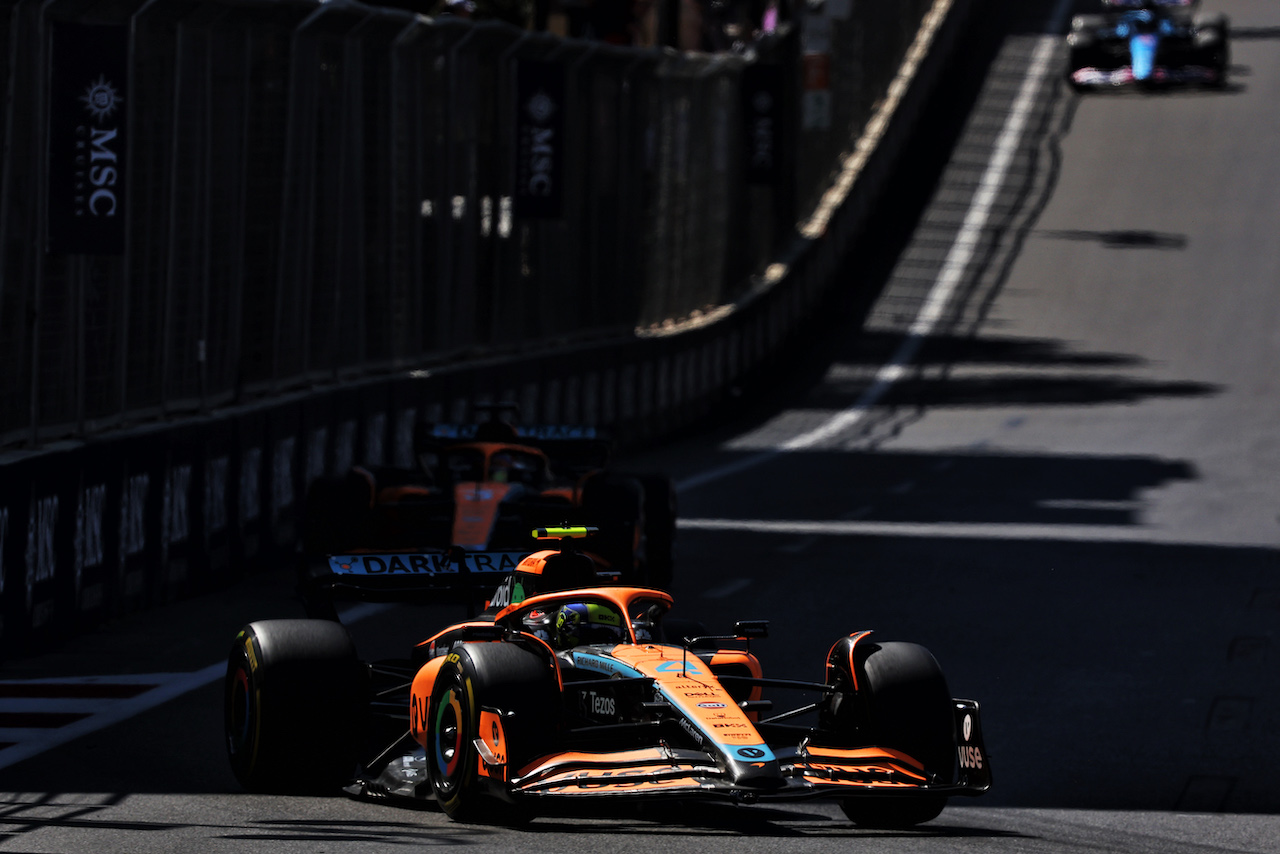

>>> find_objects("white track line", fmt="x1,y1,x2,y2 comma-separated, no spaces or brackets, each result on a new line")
679,517,1215,546
0,603,390,772
678,1,1072,495
0,665,225,771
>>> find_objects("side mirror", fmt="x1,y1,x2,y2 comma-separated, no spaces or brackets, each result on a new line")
683,620,769,650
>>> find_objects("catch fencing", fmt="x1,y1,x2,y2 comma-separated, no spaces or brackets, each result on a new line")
0,0,961,655
1,0,930,450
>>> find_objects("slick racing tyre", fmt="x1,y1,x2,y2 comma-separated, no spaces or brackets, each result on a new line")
1193,12,1230,84
1066,32,1102,89
427,642,557,823
821,639,955,827
1070,14,1105,33
225,619,367,793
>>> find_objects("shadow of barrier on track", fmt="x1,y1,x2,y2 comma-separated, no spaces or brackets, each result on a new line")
4,485,1280,816
4,426,1280,817
669,452,1279,816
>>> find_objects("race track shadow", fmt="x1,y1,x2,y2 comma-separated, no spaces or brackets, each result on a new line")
521,799,1034,838
1036,229,1188,250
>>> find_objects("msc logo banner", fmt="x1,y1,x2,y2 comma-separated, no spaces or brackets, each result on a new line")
47,22,129,255
514,59,565,220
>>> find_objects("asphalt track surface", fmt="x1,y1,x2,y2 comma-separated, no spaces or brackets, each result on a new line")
1,0,1279,851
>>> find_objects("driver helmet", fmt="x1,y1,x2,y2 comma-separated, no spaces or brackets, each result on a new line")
554,602,624,649
491,452,513,483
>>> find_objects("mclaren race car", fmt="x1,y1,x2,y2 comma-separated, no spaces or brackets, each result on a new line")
1068,0,1229,89
297,409,676,617
225,529,991,827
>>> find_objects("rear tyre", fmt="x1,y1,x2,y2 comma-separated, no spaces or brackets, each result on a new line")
1070,14,1105,33
427,642,557,823
824,640,955,828
1193,13,1229,85
224,619,366,793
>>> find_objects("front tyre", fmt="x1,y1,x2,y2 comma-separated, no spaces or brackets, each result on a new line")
427,642,557,823
825,640,955,828
224,619,366,793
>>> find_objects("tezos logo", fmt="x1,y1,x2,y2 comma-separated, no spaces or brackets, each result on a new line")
583,690,615,717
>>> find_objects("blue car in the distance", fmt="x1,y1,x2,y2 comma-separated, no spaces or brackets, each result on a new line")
1068,0,1229,89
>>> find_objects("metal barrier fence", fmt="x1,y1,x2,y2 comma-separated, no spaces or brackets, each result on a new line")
0,0,936,451
0,0,969,656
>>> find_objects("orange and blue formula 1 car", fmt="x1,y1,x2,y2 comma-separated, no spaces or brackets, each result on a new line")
296,412,676,619
225,530,990,827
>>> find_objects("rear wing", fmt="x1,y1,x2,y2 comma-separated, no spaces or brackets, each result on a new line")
421,423,613,473
296,527,610,610
425,423,604,441
298,547,530,608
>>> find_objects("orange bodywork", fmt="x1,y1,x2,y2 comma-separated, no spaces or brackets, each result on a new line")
476,709,508,781
451,481,515,549
401,587,977,804
409,656,447,744
375,484,433,504
605,644,762,745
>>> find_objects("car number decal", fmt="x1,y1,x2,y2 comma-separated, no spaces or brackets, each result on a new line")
654,660,704,676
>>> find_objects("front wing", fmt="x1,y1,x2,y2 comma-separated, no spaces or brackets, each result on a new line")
1071,64,1223,86
493,700,991,803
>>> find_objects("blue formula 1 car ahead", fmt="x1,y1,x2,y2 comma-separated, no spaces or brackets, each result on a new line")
1068,0,1229,89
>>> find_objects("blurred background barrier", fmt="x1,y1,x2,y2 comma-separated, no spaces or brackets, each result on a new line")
0,0,966,654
